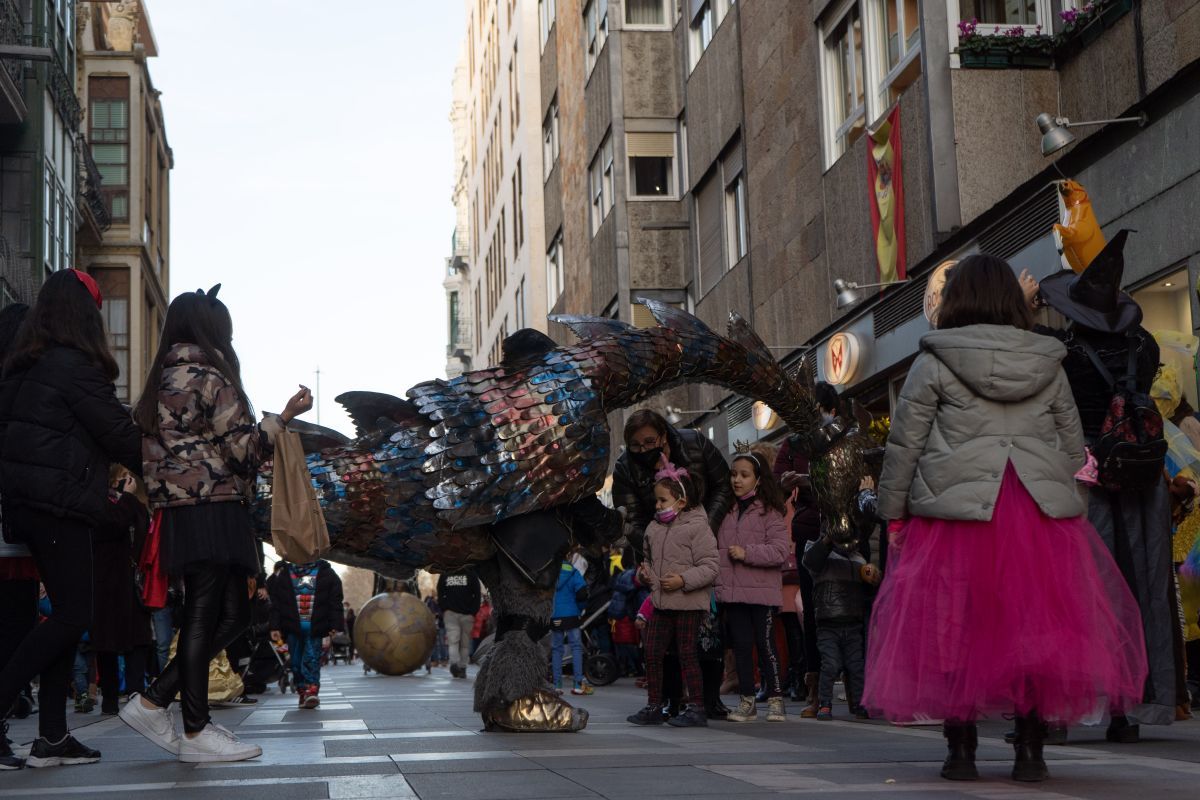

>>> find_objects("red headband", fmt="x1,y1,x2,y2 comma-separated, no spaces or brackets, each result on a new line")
70,269,103,309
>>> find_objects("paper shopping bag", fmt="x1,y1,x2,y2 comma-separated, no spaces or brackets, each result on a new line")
269,427,329,563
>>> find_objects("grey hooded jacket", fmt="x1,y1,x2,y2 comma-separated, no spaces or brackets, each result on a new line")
877,325,1086,522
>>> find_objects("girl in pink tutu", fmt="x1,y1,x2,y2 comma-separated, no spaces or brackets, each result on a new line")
865,255,1148,783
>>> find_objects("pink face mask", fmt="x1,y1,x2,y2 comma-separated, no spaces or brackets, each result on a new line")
655,508,679,524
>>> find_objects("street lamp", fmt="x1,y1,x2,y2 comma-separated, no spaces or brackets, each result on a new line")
833,277,911,310
1035,111,1149,157
666,406,720,425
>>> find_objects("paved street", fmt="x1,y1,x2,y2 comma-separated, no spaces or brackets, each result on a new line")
1,664,1197,798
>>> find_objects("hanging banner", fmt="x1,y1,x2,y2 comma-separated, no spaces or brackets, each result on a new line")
867,104,906,284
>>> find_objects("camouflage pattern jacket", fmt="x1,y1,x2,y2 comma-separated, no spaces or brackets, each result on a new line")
143,344,284,509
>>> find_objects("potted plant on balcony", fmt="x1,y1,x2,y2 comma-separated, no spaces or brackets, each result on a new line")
956,20,1056,69
1057,0,1135,61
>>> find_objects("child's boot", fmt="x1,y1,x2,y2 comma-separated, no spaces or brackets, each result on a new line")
766,696,786,722
726,696,757,722
799,673,819,718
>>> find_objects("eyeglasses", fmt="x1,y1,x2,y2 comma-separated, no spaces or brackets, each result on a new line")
628,435,664,453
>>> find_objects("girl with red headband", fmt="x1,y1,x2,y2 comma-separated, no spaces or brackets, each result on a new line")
0,269,142,769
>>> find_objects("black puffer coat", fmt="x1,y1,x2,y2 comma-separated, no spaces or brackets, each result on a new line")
612,425,731,553
269,560,345,637
0,346,141,528
801,536,869,624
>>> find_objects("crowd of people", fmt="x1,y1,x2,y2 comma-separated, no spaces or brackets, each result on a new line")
2,241,1199,784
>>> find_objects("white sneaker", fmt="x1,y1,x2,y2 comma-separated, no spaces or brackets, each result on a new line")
177,723,262,763
119,693,180,755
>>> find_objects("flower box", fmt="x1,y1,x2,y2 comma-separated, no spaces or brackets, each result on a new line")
1100,0,1134,28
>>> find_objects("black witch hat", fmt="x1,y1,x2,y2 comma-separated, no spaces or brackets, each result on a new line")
1038,229,1142,334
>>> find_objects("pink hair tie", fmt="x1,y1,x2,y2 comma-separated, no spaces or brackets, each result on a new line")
655,461,690,501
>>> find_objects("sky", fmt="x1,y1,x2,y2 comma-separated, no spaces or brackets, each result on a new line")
146,0,465,438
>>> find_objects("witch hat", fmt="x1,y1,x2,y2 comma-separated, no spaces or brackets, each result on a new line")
1038,229,1142,333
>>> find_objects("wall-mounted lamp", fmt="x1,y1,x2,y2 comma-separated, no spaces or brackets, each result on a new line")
833,278,911,310
1035,111,1149,157
666,406,720,425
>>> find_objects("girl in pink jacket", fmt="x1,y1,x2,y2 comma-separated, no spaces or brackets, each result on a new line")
716,451,792,722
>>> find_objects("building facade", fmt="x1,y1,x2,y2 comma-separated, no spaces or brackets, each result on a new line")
446,0,551,377
533,0,1200,452
0,0,86,306
76,0,170,403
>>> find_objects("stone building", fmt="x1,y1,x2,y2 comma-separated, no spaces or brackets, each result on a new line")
538,0,1200,450
76,0,171,402
447,0,551,376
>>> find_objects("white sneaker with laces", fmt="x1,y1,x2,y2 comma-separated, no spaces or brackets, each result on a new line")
119,694,180,755
177,723,262,763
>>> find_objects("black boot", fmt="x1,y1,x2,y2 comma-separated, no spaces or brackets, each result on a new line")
627,704,666,725
1106,715,1140,743
940,722,978,781
1,722,24,770
1012,714,1049,782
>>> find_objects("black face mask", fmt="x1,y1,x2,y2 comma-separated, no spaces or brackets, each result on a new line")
629,447,664,471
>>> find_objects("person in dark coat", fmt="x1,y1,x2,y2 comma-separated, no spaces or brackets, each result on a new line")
1030,231,1175,740
269,559,344,709
612,409,732,558
0,270,142,769
92,467,155,715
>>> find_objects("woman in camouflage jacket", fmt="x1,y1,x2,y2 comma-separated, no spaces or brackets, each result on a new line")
120,287,312,764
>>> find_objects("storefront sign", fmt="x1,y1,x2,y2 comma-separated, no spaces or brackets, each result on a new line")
752,401,779,431
824,333,862,386
924,260,957,325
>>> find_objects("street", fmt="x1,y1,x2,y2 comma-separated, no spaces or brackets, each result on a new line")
2,664,1197,799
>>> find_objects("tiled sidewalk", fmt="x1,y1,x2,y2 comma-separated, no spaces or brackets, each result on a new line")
2,664,1198,798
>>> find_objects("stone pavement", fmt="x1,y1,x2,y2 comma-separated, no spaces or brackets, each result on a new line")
2,664,1198,799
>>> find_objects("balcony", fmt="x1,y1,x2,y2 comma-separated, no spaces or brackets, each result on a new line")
46,46,80,130
77,135,112,243
0,0,27,123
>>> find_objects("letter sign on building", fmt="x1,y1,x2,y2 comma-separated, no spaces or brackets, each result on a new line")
824,333,861,386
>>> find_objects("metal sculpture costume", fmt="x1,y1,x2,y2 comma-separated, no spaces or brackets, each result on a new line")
255,300,872,731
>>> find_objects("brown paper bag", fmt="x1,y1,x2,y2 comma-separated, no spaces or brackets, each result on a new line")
269,427,330,563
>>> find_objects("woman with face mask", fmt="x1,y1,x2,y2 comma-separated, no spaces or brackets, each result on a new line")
714,450,792,722
611,410,732,560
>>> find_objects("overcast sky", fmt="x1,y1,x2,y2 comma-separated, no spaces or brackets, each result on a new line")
147,1,464,438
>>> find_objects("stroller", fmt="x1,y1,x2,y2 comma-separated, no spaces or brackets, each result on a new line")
471,600,618,687
243,632,293,695
329,632,353,665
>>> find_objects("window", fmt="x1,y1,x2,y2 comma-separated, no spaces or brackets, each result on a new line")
585,0,608,75
542,98,559,176
695,172,724,295
512,159,524,254
626,0,671,28
89,77,130,222
627,131,676,198
725,173,747,264
515,277,526,329
959,0,1038,27
821,4,866,167
589,135,614,235
539,0,556,49
876,0,922,108
92,267,130,401
689,0,732,69
546,231,565,312
819,0,922,168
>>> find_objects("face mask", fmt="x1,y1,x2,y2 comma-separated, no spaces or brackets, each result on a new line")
738,487,758,501
655,508,679,524
820,412,835,425
630,447,664,470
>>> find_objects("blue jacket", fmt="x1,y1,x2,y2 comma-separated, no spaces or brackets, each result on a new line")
552,562,587,620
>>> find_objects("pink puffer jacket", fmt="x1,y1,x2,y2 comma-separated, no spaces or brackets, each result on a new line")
715,499,791,607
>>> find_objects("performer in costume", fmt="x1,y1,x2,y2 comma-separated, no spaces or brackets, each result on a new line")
1029,231,1176,736
866,255,1147,783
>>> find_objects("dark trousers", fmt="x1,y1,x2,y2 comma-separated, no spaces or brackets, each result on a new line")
644,609,702,707
780,611,805,684
796,544,820,671
97,647,148,709
724,602,783,697
145,564,251,733
0,577,39,671
816,621,866,708
0,509,93,741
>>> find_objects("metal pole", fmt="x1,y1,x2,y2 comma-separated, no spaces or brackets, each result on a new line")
315,366,321,426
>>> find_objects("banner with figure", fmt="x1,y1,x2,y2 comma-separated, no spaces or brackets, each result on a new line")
868,105,906,284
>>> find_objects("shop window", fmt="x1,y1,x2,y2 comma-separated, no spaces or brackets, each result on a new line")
1132,268,1196,411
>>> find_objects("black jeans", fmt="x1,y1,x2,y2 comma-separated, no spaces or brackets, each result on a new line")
816,621,866,707
723,602,783,698
0,509,93,741
145,564,251,733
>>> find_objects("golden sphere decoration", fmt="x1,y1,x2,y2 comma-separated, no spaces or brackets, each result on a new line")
352,592,437,676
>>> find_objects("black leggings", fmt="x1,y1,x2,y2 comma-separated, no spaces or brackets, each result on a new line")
145,564,251,733
724,602,783,698
0,578,39,672
0,509,93,741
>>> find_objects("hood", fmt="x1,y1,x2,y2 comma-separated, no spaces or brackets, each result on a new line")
920,325,1066,402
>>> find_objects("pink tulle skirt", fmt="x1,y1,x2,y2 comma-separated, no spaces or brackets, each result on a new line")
862,466,1147,724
